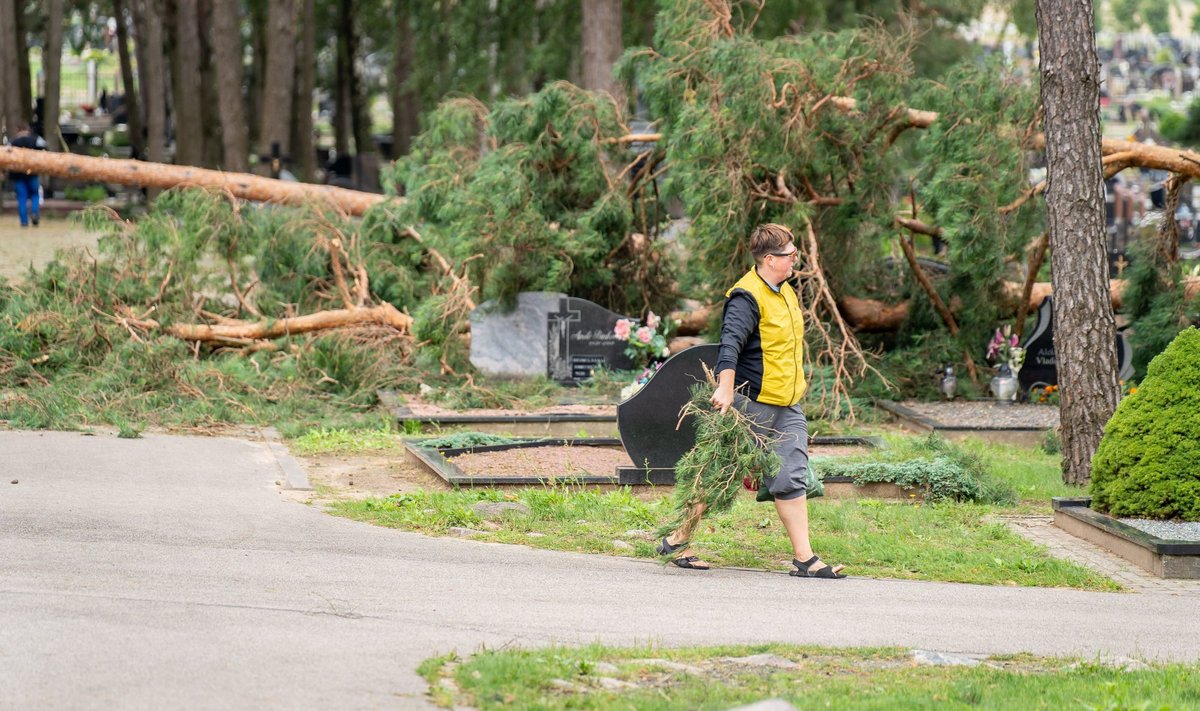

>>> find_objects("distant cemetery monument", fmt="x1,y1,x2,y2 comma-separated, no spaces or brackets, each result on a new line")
1019,296,1134,393
469,292,635,384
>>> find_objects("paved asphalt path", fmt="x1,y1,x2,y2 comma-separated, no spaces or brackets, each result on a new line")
3,431,1200,710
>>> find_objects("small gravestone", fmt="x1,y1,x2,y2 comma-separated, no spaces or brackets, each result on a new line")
469,292,567,378
1019,296,1134,393
617,344,720,483
1108,249,1132,277
546,297,636,384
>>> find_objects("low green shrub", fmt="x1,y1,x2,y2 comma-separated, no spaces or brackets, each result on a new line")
819,435,1018,504
415,431,524,449
1091,327,1200,520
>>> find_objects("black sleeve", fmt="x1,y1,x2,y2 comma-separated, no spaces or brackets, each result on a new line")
717,289,758,375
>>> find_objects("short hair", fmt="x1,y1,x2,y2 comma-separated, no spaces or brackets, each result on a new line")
749,223,795,265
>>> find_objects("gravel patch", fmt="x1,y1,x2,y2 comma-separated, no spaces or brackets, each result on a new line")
898,400,1060,429
1119,518,1200,541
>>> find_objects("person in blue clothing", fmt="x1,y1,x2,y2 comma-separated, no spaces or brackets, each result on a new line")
7,123,46,227
656,223,846,579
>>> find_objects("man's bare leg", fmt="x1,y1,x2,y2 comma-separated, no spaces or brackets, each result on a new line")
664,501,709,568
774,496,843,574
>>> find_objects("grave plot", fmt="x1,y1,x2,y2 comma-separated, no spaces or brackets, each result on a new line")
1054,498,1200,579
405,344,893,494
379,389,618,438
406,438,629,486
405,435,884,491
876,400,1060,447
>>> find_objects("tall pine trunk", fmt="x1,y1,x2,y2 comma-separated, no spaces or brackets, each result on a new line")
0,0,25,132
290,0,315,181
197,0,223,168
171,0,205,166
134,0,166,165
333,0,352,157
14,1,30,120
580,0,621,98
390,0,417,159
211,0,249,172
113,0,145,159
247,0,266,149
1036,0,1119,485
44,0,64,150
257,0,296,174
343,0,377,189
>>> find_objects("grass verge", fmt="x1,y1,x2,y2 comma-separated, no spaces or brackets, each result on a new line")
328,486,1115,590
420,643,1200,710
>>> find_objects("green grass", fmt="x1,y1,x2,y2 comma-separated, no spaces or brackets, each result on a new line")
956,437,1080,505
329,483,1115,590
421,643,1200,710
290,426,402,455
328,434,1109,590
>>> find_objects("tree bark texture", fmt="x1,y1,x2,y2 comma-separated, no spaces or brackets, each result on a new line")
334,15,351,156
166,303,412,342
290,0,315,180
211,0,249,172
0,146,388,214
1036,0,1119,486
580,0,622,98
134,0,167,164
247,0,266,148
0,0,25,132
170,0,206,166
44,0,64,150
113,0,145,159
257,0,297,168
391,0,418,159
14,1,30,120
342,4,371,160
197,0,224,168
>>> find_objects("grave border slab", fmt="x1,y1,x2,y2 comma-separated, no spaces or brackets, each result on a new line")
406,437,625,487
875,399,1050,447
1052,497,1200,579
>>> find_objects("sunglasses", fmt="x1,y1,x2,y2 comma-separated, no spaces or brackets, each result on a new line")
769,250,800,260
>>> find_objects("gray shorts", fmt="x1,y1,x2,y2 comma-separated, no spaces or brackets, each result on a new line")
734,394,809,500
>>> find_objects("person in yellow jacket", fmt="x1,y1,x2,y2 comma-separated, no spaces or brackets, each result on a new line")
657,223,846,578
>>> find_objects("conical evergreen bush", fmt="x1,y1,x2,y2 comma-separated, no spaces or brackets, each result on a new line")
1091,327,1200,520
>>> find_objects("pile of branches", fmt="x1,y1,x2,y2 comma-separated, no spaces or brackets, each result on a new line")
656,370,779,537
0,189,451,428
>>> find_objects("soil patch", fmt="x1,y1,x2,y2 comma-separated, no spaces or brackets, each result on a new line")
290,451,450,505
0,217,102,280
896,400,1059,429
448,445,633,479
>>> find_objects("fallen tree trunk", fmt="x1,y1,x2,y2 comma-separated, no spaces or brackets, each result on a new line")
836,277,1200,331
0,146,391,215
165,302,412,342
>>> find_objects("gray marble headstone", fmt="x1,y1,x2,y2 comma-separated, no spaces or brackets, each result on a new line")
469,292,566,378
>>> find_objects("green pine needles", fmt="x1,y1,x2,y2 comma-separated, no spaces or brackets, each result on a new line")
656,381,780,537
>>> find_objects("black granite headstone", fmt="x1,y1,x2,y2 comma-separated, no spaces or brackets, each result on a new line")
1018,296,1134,393
546,297,637,384
616,344,720,482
